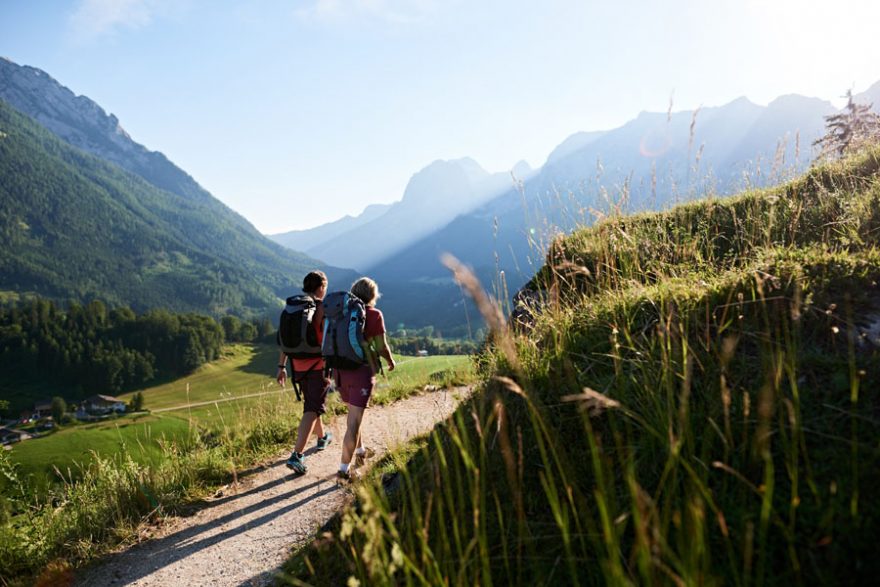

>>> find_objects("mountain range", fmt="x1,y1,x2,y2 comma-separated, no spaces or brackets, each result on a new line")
269,157,533,270
274,81,880,310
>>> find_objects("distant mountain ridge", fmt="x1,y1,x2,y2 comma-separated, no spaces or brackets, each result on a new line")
0,58,355,316
268,202,392,257
271,89,864,296
270,156,533,270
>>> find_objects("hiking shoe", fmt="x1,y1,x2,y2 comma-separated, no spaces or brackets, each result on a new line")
316,432,333,451
285,452,307,475
354,447,376,467
336,468,359,482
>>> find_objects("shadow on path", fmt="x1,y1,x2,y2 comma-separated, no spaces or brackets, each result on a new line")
78,476,339,585
196,462,292,510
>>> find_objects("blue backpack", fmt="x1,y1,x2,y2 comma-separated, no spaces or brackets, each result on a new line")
321,291,368,370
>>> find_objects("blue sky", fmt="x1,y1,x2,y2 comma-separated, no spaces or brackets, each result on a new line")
2,0,879,233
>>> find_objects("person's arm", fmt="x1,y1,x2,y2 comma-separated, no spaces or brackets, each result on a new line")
277,351,288,386
368,333,395,372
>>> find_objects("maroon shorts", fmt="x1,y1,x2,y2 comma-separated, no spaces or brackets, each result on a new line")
336,365,375,409
294,370,331,415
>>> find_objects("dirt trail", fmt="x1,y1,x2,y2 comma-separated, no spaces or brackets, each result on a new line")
75,387,470,587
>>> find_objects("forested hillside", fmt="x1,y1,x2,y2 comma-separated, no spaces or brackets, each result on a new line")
0,99,353,316
0,296,269,413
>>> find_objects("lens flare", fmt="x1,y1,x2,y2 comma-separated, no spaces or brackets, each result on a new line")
639,126,672,158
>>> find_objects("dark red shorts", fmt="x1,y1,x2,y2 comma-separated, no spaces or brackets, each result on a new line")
294,370,331,415
336,365,375,409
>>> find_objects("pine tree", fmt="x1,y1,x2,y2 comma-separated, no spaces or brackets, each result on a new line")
815,90,880,159
129,392,144,412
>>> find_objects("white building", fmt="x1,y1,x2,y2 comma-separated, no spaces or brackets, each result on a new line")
82,395,127,414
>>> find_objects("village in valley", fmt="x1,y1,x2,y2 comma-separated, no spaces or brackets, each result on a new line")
0,394,135,448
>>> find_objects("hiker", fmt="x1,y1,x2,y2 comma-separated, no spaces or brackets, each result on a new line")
276,270,333,474
324,277,395,480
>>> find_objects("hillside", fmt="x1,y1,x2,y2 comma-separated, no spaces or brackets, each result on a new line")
292,148,880,585
0,99,353,316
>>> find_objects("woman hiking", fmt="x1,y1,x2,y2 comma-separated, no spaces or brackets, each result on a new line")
276,270,333,474
335,277,395,480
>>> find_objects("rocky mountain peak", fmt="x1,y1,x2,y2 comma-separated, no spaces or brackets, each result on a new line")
0,58,208,202
401,159,481,205
0,58,141,158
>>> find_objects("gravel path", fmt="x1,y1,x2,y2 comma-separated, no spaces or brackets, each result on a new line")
75,387,471,586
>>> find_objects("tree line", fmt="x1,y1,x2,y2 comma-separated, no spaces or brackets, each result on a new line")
387,334,479,356
0,297,273,411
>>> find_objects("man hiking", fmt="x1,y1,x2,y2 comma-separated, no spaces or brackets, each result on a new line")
276,270,333,474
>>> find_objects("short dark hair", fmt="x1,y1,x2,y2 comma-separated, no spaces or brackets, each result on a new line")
302,270,327,294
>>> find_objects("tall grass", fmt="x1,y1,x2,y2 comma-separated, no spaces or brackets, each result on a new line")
0,393,296,583
285,148,880,586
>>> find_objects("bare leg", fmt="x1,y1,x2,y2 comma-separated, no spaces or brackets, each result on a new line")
314,378,332,439
341,405,366,465
293,412,318,454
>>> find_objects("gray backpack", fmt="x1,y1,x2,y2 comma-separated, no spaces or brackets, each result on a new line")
321,291,368,370
277,295,322,358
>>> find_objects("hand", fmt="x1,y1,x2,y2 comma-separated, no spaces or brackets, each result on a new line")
386,357,396,372
277,368,287,387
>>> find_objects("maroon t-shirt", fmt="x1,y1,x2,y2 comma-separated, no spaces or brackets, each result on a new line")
364,307,385,340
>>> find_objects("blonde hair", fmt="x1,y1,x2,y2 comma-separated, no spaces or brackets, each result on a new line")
351,277,380,307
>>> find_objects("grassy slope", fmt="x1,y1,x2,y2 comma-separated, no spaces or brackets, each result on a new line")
117,344,280,410
287,149,880,586
7,346,472,487
8,415,190,493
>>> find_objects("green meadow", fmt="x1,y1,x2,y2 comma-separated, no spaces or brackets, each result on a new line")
6,346,473,490
117,343,280,410
7,414,190,493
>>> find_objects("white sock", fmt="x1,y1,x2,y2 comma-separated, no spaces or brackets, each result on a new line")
355,447,366,456
339,463,350,473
